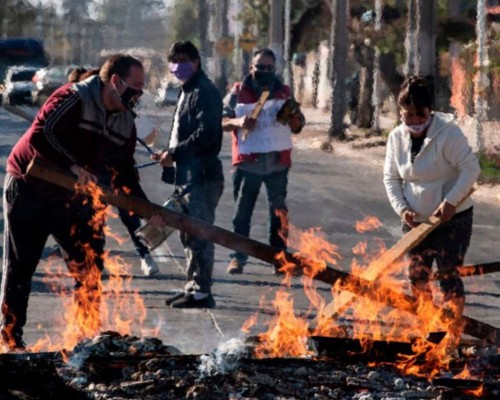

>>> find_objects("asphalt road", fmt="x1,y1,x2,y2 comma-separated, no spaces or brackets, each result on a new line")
0,104,499,354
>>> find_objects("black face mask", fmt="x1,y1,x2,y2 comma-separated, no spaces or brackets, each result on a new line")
254,71,275,87
119,80,143,110
120,87,143,110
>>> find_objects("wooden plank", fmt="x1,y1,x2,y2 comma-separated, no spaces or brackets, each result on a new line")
242,89,270,141
320,186,476,322
25,159,499,342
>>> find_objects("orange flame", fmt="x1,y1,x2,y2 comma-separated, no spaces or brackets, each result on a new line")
243,213,470,378
24,180,151,353
355,216,382,233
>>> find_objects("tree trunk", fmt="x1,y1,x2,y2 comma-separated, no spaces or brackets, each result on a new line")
328,0,349,139
283,0,293,90
371,0,383,133
352,43,374,128
404,0,417,76
474,0,488,152
415,0,436,79
209,0,229,94
199,0,211,59
269,0,284,75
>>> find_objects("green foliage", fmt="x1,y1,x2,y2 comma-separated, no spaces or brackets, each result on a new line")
479,152,500,184
239,0,270,46
165,0,200,46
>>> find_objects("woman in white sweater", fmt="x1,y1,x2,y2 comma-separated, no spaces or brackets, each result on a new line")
383,76,480,323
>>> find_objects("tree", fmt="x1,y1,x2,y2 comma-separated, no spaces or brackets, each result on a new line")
328,0,349,140
414,0,436,78
269,0,284,74
62,0,93,64
98,0,167,50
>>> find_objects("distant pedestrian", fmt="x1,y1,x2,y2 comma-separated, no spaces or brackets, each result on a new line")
1,54,162,352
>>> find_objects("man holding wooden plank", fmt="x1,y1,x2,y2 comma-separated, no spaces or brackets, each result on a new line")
383,76,480,331
222,48,305,275
1,54,163,352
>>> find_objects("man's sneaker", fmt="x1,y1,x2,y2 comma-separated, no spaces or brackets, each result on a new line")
140,253,160,276
170,293,216,309
227,258,244,274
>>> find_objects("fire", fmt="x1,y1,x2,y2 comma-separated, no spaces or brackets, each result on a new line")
243,214,470,378
254,291,313,358
355,216,382,233
26,180,150,353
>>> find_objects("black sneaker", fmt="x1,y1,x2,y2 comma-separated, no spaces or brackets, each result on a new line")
170,293,216,309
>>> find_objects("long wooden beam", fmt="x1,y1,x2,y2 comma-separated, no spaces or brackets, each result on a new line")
26,158,499,343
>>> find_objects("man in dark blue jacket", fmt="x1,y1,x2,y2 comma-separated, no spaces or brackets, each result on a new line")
154,41,224,308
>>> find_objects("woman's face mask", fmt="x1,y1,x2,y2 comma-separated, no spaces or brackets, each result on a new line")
169,62,195,82
404,116,432,134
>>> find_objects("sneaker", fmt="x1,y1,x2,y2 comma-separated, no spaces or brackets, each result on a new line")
170,293,216,309
140,253,160,276
227,258,244,274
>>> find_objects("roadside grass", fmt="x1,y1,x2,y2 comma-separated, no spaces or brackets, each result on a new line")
479,152,500,185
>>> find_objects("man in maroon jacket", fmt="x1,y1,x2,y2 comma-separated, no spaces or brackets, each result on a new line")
1,54,152,352
222,48,305,275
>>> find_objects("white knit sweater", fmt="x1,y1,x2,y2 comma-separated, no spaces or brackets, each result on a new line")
383,112,480,221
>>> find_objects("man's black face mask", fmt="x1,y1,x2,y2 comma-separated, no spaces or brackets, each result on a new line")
254,71,275,87
120,79,143,110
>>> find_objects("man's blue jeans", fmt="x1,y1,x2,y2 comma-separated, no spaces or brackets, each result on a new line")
230,167,289,264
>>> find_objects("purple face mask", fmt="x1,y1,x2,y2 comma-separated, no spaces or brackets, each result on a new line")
169,62,194,81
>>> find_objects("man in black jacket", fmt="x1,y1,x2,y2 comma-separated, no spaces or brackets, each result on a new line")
154,41,224,308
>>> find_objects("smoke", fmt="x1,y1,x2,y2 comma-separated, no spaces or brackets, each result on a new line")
198,338,250,377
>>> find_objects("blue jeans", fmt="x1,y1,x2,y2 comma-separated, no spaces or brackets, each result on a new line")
230,167,289,264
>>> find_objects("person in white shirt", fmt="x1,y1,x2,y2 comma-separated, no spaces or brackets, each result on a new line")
383,76,480,329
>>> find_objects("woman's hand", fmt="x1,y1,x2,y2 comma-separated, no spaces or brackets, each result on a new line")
433,200,456,222
402,209,419,228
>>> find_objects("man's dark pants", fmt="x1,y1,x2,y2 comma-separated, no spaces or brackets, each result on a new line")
1,174,105,345
179,180,224,294
230,167,289,265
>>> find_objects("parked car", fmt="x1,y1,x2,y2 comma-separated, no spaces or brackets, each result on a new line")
155,79,180,107
0,38,48,81
31,66,71,106
2,66,38,105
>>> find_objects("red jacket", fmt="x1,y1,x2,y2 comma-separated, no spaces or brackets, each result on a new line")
228,77,293,167
7,77,144,199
